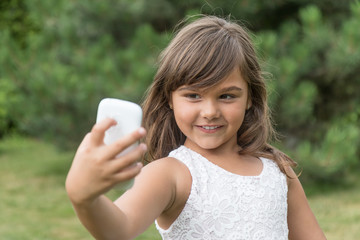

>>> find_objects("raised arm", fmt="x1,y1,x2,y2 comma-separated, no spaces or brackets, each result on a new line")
65,118,177,239
287,168,327,240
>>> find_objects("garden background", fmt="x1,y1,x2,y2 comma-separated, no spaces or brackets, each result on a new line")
0,0,359,239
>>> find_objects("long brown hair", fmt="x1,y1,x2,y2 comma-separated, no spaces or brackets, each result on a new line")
141,15,296,174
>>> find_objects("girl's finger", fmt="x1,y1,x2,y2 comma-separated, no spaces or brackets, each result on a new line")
104,127,146,159
109,143,147,173
112,162,143,183
76,133,92,152
90,118,117,145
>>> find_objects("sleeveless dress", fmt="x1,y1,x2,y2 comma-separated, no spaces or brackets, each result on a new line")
155,146,289,240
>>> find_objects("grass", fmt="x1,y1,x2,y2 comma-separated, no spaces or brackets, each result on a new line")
0,135,160,239
304,176,360,240
0,135,359,239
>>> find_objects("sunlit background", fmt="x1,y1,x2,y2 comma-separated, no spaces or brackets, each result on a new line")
0,0,359,239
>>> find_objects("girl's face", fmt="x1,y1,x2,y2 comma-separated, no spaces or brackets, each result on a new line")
170,67,251,154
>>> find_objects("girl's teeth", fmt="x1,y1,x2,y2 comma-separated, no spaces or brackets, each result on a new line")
202,126,218,130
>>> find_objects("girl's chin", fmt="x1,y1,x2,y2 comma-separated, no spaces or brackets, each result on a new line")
184,136,238,153
185,140,222,151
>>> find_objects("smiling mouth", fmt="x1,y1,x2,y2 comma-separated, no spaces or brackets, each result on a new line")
195,125,223,132
200,126,221,130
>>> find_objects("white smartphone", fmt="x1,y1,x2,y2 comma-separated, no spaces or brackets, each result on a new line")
96,98,143,190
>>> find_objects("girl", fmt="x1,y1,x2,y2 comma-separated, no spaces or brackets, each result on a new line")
66,16,327,239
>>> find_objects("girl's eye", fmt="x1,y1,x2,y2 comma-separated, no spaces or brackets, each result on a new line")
186,93,200,99
220,94,235,99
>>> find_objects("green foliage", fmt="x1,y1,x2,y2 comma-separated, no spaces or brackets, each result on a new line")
0,0,168,147
257,3,360,181
280,81,318,127
0,0,39,48
295,120,360,182
0,78,19,136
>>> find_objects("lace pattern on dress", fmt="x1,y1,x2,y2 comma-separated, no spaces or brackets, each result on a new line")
155,146,288,240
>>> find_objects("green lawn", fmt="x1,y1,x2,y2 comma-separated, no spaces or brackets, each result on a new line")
0,136,358,239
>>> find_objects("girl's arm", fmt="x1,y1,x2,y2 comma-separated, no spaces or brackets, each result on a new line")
287,168,327,240
66,118,177,239
113,157,186,237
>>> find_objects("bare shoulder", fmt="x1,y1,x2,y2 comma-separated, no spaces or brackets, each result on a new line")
143,156,192,192
143,156,187,172
143,157,192,229
115,157,183,204
140,156,190,185
112,156,191,236
136,156,191,199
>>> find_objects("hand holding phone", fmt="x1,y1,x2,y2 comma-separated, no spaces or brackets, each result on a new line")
96,98,143,190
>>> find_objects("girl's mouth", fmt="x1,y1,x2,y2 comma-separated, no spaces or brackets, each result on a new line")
201,126,220,130
196,125,223,133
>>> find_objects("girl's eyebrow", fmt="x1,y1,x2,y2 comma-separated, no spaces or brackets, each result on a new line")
220,86,243,92
177,86,198,92
177,86,243,92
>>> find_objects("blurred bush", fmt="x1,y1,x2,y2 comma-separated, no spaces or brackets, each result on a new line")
0,0,168,147
257,3,360,182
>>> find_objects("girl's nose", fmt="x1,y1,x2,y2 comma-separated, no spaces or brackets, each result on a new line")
200,100,220,120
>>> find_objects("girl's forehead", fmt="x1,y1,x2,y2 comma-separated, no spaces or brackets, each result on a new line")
174,67,248,92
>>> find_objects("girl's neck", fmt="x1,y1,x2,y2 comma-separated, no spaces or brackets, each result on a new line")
184,138,262,176
184,138,241,161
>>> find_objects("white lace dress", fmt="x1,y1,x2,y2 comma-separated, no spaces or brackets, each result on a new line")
155,146,289,240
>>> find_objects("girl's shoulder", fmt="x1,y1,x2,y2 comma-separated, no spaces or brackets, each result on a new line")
143,156,192,226
144,146,193,180
142,155,192,196
149,155,192,187
144,155,188,175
